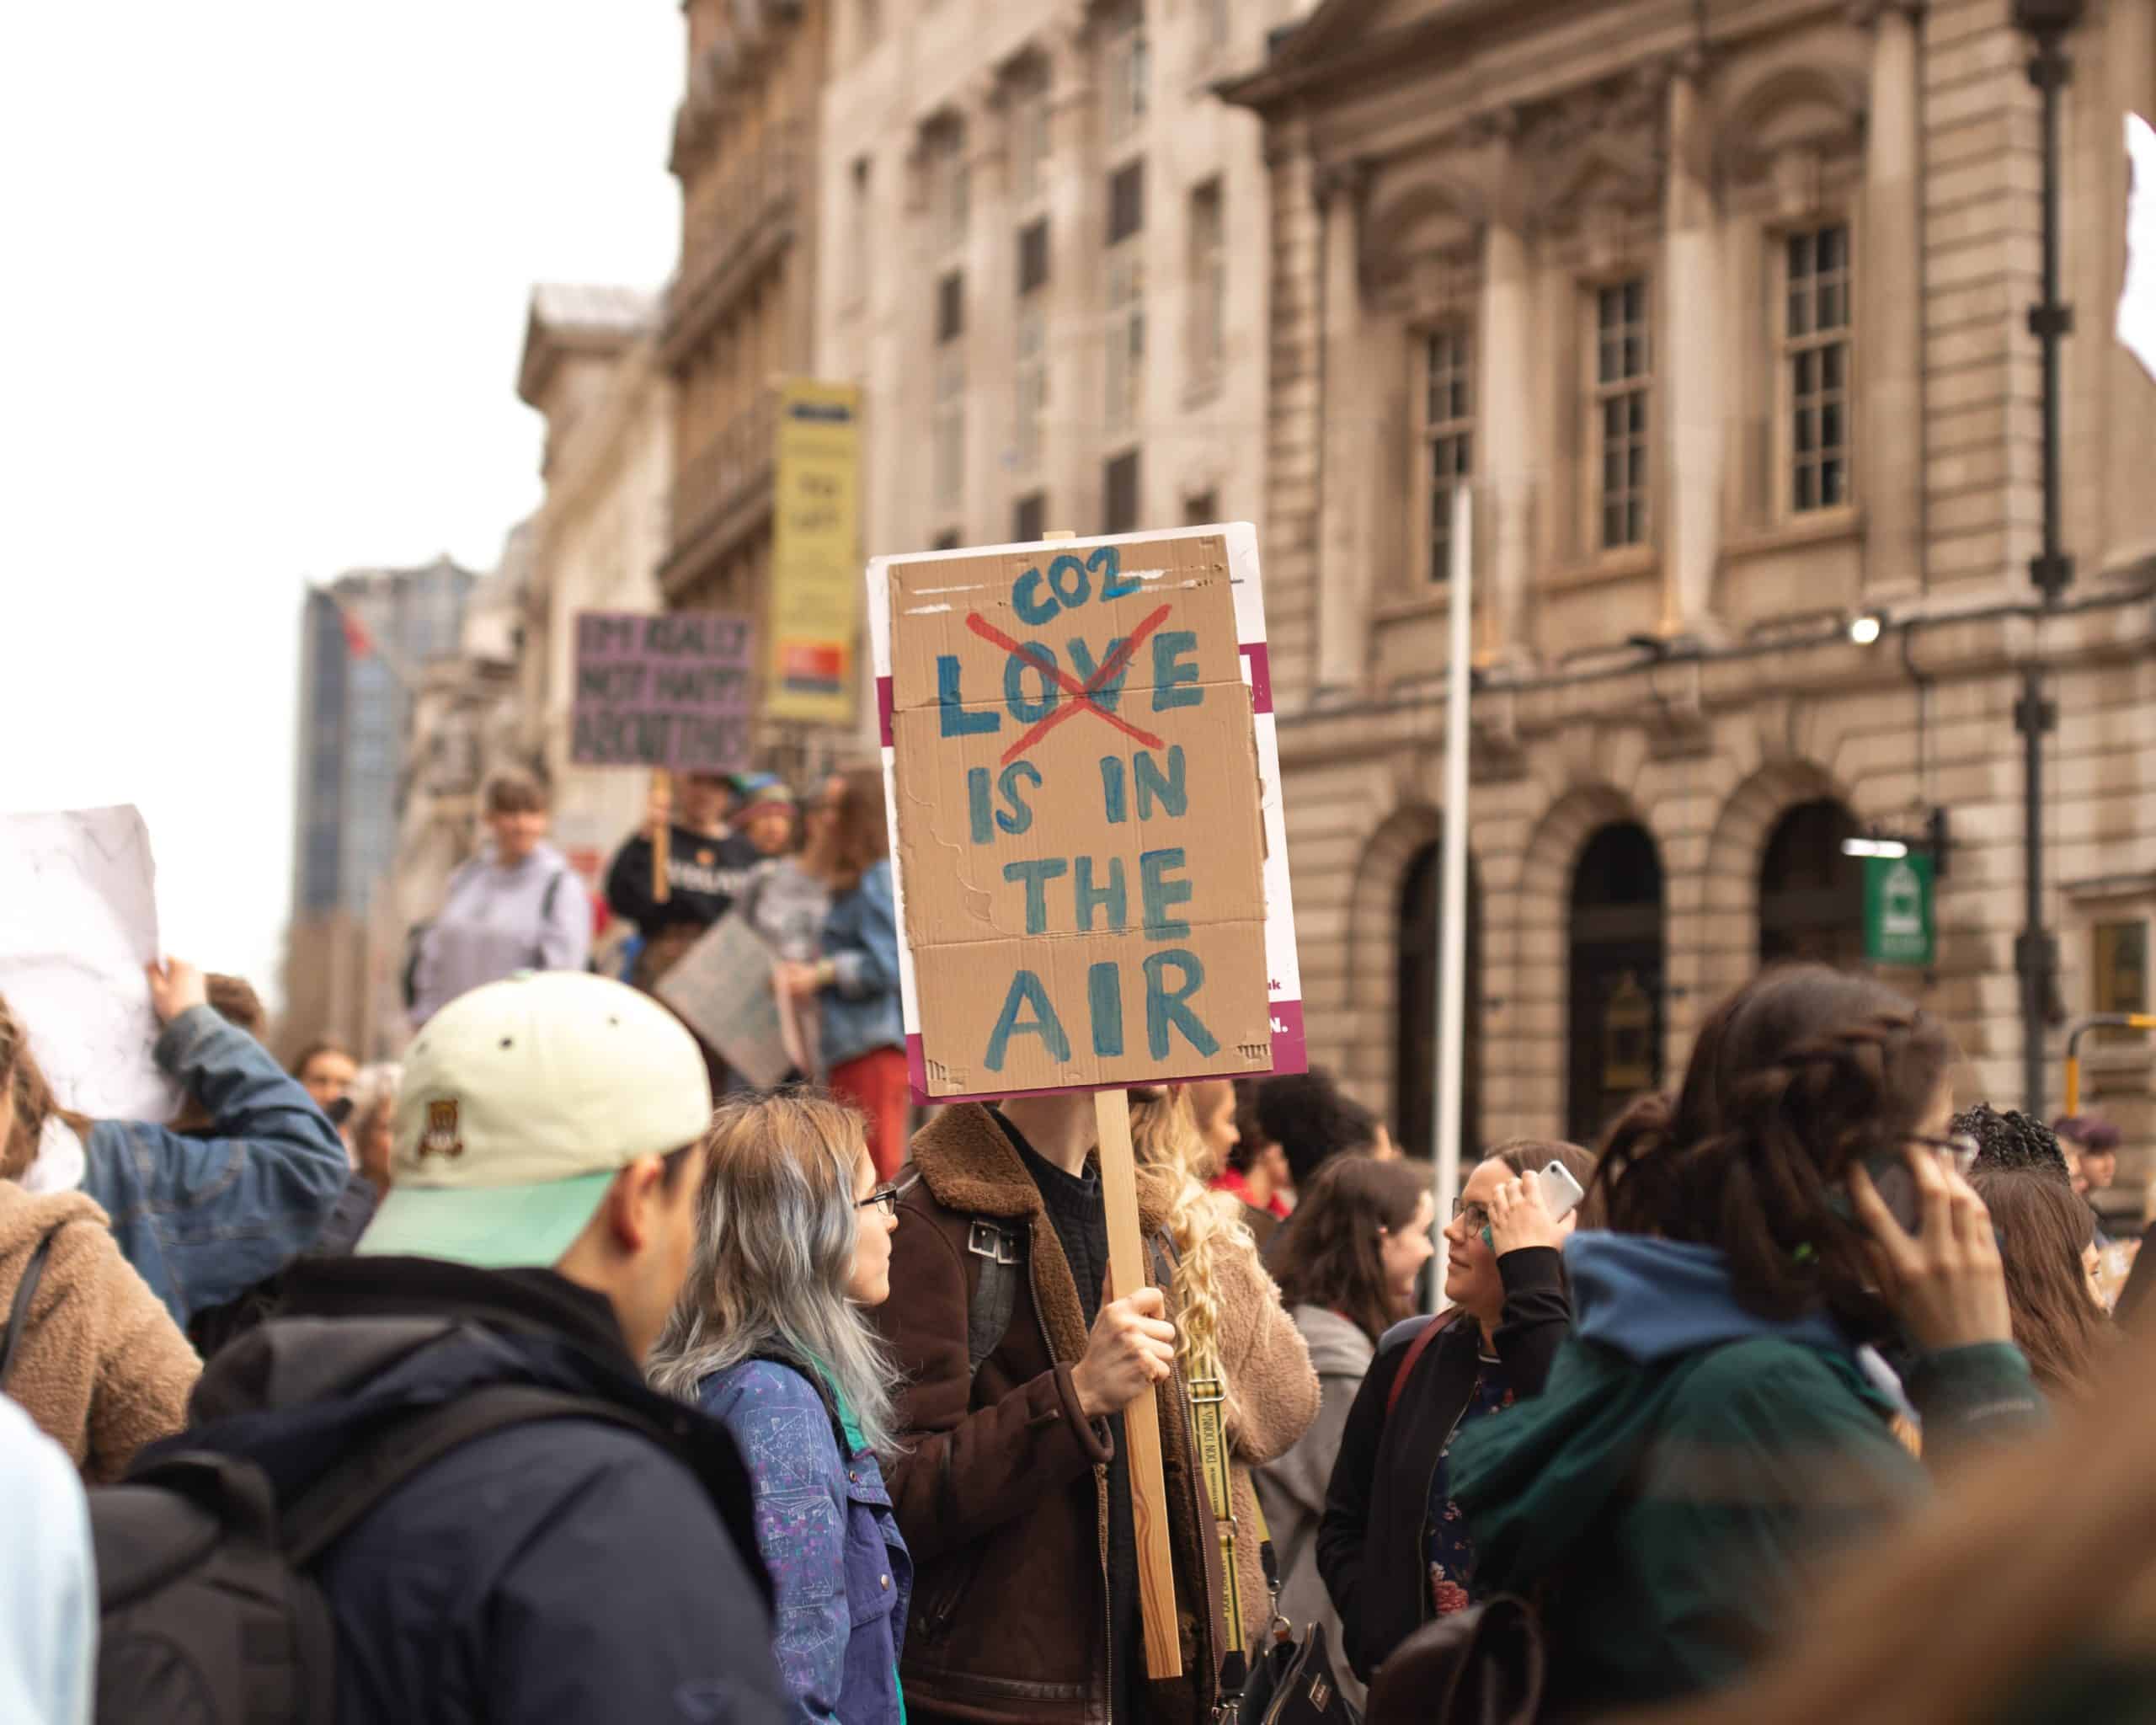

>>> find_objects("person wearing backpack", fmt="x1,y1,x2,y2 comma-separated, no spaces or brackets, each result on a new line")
1316,1140,1593,1687
405,772,590,1027
5,961,351,1330
111,971,787,1725
650,1092,912,1722
0,998,198,1482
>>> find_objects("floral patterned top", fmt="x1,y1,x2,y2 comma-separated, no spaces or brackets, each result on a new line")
1427,1351,1514,1617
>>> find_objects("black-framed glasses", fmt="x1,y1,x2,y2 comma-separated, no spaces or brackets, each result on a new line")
1449,1195,1491,1235
857,1172,921,1217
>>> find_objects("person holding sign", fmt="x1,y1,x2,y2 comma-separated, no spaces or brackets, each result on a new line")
604,770,760,991
871,1090,1225,1725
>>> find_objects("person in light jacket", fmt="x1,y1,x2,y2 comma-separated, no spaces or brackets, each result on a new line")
0,1397,97,1725
5,963,352,1329
651,1092,912,1723
781,770,905,1179
408,772,590,1026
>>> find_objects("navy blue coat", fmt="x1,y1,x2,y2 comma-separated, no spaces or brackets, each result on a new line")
175,1258,787,1724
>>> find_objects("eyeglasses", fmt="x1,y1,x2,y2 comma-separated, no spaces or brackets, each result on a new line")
1449,1196,1491,1236
856,1172,921,1217
1908,1133,1980,1175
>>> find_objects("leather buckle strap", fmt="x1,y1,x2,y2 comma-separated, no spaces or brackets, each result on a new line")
966,1220,1022,1265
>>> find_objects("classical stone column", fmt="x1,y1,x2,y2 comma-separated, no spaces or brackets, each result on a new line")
1045,19,1102,535
963,76,1010,541
1661,56,1723,633
1315,160,1375,692
1857,0,1925,601
1481,206,1535,660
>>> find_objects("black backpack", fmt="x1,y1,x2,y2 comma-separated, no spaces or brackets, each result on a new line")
87,1385,664,1724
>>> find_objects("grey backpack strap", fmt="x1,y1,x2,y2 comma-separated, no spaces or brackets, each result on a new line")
964,1217,1025,1381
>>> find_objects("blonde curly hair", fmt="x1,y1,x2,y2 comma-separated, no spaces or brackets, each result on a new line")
1130,1087,1256,1403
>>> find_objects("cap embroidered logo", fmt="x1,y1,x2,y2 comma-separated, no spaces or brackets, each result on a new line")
420,1099,465,1161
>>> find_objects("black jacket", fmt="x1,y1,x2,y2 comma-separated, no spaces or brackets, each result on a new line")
1317,1248,1572,1683
605,825,761,936
170,1256,787,1725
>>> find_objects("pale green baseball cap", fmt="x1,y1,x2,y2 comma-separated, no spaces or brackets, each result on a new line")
359,971,713,1268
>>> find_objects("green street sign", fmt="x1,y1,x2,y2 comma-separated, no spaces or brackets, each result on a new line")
1864,852,1935,967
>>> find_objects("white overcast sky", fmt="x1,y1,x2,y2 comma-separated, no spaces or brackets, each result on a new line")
0,5,683,1008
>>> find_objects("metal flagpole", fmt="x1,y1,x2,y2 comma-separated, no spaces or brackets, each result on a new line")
1432,483,1473,1311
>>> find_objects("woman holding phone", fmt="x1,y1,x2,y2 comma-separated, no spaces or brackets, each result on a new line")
1447,965,2044,1716
1312,1140,1595,1685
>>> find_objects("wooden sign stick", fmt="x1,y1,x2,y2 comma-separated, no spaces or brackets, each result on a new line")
1037,528,1182,1681
651,769,672,905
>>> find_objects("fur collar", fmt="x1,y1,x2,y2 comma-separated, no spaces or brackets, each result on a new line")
911,1102,1171,1231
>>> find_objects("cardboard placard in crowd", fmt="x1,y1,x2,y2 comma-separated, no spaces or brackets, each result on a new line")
0,804,179,1123
868,524,1305,1102
568,611,757,773
655,910,810,1089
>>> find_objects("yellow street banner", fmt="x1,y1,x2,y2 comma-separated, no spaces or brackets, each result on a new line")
766,378,862,724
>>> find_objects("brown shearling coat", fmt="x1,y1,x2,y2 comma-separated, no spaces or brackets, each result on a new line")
875,1103,1228,1725
0,1183,200,1482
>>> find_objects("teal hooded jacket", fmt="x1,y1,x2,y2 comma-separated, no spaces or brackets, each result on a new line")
1448,1234,2044,1712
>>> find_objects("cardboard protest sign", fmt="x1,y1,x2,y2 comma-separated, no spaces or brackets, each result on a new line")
0,805,178,1124
869,525,1304,1101
569,611,755,773
656,911,798,1088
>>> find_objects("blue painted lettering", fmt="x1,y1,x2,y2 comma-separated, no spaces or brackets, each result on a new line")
939,655,1001,735
1150,631,1203,710
1139,847,1193,940
1074,856,1128,931
1144,951,1219,1059
1133,747,1187,820
995,761,1042,836
1088,962,1125,1057
1004,646,1059,722
1003,857,1069,934
985,971,1072,1071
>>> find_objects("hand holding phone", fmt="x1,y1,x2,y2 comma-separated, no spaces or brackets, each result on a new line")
1847,1143,2012,1353
1483,1162,1584,1258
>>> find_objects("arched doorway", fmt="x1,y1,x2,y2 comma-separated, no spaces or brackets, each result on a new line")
1567,822,1667,1146
1759,798,1864,968
1396,842,1482,1162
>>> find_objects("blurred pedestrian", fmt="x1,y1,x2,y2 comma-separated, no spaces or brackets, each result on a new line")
0,1396,97,1725
1447,966,2045,1714
1309,1143,1589,1686
2053,1111,2123,1247
731,773,800,858
291,1038,357,1116
1207,1077,1291,1245
605,769,760,990
1131,1087,1320,1672
169,972,786,1724
0,996,198,1482
406,772,590,1027
782,769,905,1180
5,959,350,1327
650,1092,911,1723
1970,1163,2111,1401
1257,1069,1382,1201
344,1061,400,1199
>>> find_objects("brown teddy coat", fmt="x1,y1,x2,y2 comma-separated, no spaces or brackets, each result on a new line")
0,1183,200,1482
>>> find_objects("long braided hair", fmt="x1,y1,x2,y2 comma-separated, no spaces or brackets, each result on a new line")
1130,1087,1257,1402
1592,964,1956,1332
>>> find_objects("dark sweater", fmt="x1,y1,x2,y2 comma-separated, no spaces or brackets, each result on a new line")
999,1111,1143,1724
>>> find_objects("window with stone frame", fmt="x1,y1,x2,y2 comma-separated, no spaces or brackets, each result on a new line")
933,275,965,511
1014,222,1049,478
1593,277,1652,550
1420,324,1475,585
1105,161,1145,437
1014,491,1047,543
1010,65,1051,211
926,121,969,257
1101,6,1148,152
1104,449,1141,536
1783,222,1852,514
1187,178,1226,400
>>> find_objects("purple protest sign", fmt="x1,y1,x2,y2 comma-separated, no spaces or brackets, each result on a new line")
569,611,756,772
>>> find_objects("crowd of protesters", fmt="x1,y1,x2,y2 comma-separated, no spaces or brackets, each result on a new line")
7,760,2156,1722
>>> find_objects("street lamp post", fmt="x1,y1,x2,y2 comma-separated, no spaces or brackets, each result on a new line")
2012,0,2083,1116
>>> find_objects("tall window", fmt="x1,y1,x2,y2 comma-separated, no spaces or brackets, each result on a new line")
1785,224,1851,513
1104,450,1141,535
1014,491,1047,543
927,124,969,256
1594,278,1651,550
1015,220,1049,475
1102,10,1148,150
934,270,965,510
1422,328,1474,584
1011,71,1051,210
1106,162,1145,436
1187,179,1225,398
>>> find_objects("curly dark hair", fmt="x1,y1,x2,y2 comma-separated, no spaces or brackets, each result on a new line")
1257,1069,1380,1190
1953,1103,2070,1180
1593,964,1956,1331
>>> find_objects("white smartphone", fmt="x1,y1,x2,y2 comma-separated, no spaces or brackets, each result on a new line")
1536,1161,1587,1223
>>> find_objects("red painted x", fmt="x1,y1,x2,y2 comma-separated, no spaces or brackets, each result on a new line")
965,604,1171,766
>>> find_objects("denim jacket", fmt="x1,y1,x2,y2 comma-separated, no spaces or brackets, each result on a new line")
697,1359,911,1724
81,1006,352,1327
819,859,904,1071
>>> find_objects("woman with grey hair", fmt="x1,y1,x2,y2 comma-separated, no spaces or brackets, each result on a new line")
649,1092,910,1723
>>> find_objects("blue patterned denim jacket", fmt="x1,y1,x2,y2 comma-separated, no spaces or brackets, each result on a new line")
697,1358,912,1723
80,1006,352,1326
819,860,905,1071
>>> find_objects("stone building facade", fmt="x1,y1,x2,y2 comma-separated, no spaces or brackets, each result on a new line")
814,0,1301,576
1225,0,2156,1220
515,284,673,886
